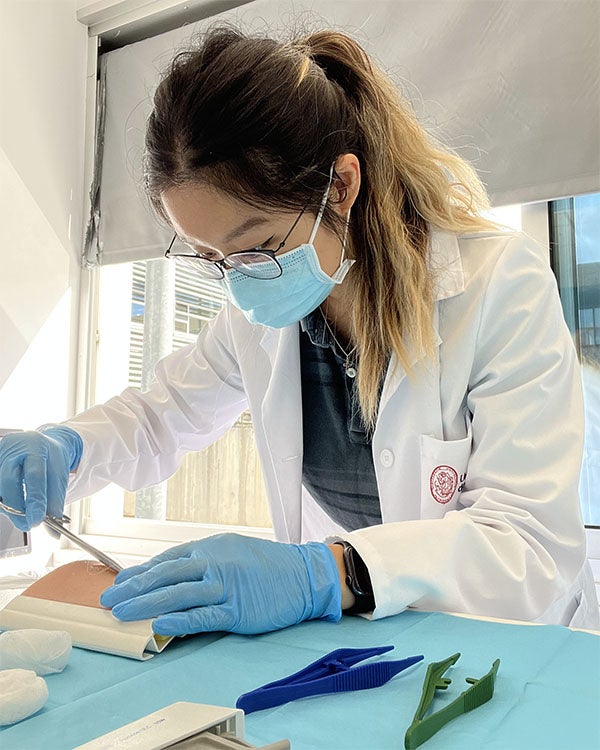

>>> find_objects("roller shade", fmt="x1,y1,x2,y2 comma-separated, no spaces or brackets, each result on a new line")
87,0,600,266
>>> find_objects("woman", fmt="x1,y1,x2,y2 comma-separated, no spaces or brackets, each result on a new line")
0,26,597,632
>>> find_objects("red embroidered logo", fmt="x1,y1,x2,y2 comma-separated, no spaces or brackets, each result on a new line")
430,465,458,504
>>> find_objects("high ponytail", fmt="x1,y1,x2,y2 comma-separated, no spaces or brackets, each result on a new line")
293,30,497,426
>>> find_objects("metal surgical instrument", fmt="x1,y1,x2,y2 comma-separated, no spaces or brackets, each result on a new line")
0,499,123,572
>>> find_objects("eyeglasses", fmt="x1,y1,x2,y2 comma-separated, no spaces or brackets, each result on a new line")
165,207,306,280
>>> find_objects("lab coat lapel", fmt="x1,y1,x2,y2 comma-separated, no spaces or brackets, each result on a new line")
374,230,465,522
378,229,464,413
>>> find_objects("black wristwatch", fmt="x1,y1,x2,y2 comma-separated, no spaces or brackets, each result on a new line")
334,541,375,615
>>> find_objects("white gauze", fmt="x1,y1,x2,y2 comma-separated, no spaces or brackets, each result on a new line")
0,669,48,726
0,629,72,675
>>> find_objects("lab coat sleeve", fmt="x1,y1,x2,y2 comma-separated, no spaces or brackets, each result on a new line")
64,304,248,501
344,235,587,622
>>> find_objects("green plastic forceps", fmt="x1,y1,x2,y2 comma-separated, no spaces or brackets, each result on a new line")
404,652,500,749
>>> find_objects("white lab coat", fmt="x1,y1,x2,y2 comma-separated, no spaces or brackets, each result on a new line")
65,230,599,629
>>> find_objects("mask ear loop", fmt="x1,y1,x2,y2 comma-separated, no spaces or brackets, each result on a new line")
308,162,336,245
309,162,355,282
340,208,351,264
332,208,355,283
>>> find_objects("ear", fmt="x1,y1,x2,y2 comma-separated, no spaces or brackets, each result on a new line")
332,153,361,213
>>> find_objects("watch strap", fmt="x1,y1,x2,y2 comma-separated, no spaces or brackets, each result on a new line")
334,541,375,615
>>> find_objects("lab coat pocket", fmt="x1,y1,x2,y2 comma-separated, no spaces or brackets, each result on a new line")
419,431,471,519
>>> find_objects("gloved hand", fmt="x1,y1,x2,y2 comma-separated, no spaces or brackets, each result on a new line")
100,533,342,636
0,426,83,530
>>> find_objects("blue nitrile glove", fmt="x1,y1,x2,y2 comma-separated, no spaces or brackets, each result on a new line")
100,533,342,636
0,426,83,530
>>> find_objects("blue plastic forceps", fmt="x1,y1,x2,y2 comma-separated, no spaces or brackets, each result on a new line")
0,499,123,572
236,645,424,714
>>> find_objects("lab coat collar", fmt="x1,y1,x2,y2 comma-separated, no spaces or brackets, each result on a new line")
375,226,459,413
430,228,465,301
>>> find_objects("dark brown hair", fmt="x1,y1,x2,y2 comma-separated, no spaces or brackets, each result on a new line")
145,26,354,229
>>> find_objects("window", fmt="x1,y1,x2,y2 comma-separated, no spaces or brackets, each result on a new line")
488,197,600,529
124,260,271,525
87,257,271,552
549,193,600,527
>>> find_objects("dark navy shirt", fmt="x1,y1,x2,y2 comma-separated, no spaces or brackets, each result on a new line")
299,309,382,531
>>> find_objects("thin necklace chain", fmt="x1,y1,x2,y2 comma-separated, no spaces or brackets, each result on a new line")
319,306,358,377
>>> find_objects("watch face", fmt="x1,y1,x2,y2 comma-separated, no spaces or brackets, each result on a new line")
346,564,368,597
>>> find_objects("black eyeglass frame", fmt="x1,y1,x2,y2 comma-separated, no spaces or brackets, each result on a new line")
164,206,307,280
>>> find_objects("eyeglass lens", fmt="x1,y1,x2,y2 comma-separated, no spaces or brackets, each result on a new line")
169,239,282,280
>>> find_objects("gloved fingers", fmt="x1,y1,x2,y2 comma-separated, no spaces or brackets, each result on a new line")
112,563,147,584
0,457,29,530
105,557,210,605
113,562,150,584
103,557,213,605
152,605,235,636
108,580,224,621
45,471,68,522
114,541,198,584
22,454,49,529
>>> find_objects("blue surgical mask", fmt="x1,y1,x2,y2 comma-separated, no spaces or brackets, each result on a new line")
222,174,354,328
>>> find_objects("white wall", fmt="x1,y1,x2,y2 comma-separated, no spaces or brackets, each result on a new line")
0,1,88,571
0,0,88,426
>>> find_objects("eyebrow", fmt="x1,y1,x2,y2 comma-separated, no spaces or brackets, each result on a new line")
223,216,270,244
177,216,271,248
